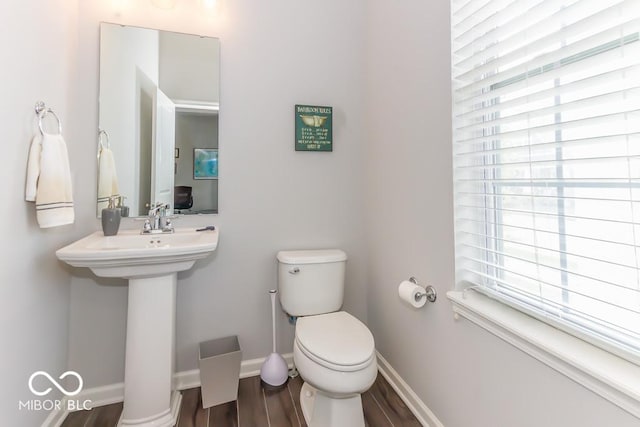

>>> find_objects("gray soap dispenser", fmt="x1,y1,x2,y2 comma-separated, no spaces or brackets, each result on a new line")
118,196,130,218
102,196,121,236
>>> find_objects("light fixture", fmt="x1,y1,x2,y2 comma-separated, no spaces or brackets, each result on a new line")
111,0,132,11
200,0,217,9
150,0,177,9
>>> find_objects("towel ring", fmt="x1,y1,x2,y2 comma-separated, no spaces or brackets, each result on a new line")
35,101,62,136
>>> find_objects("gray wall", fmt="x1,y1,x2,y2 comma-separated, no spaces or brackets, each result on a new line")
68,0,368,389
363,1,639,427
0,0,78,424
159,31,220,104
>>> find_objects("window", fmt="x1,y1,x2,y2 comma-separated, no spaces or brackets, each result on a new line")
452,0,640,363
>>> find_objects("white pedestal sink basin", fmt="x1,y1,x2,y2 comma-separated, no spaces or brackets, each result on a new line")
57,228,218,427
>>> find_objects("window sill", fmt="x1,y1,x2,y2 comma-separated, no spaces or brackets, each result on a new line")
447,290,640,418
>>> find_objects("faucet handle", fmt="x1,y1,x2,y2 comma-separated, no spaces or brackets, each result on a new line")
163,218,174,233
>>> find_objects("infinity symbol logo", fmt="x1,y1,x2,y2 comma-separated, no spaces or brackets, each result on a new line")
28,371,83,397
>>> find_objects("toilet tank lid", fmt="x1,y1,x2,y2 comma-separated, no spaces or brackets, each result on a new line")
277,249,347,264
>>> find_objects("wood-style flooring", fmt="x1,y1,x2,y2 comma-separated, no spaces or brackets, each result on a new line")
61,373,421,427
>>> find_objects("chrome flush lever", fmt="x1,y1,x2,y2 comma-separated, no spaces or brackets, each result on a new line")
289,267,300,274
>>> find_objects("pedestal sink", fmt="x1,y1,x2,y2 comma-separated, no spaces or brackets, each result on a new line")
57,228,218,427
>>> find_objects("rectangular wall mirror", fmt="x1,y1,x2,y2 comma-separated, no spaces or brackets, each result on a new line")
97,22,220,217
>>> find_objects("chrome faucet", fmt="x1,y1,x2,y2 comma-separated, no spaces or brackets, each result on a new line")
142,202,174,234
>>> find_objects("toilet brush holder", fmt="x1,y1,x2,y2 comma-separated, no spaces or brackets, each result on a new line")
260,290,288,388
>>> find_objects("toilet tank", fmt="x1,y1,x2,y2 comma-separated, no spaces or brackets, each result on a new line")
277,249,347,317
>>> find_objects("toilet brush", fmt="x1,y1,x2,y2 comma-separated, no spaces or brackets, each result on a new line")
260,289,289,387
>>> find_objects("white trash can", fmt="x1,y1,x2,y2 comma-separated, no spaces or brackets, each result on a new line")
198,335,242,408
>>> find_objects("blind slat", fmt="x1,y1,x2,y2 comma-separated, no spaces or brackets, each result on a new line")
457,203,640,227
454,0,566,49
461,251,640,304
455,154,640,171
456,216,640,249
454,64,640,123
455,180,640,190
454,3,638,79
456,228,639,270
454,46,638,109
456,190,640,204
452,0,519,36
454,0,634,69
455,88,640,135
454,27,639,97
458,257,640,316
454,132,640,158
454,109,640,145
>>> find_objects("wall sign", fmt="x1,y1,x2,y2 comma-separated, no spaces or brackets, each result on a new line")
295,104,333,152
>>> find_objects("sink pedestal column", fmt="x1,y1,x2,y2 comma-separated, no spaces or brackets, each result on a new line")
119,273,182,427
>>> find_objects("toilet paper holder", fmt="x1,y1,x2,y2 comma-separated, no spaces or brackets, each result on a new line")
409,277,437,303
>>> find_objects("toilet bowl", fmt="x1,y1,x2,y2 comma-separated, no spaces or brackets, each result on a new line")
293,311,377,427
277,249,377,427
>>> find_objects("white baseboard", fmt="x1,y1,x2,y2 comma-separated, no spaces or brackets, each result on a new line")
43,353,295,426
376,351,444,427
173,353,295,390
45,351,441,427
79,382,126,408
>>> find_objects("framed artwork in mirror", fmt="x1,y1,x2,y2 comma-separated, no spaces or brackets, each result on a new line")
194,148,218,180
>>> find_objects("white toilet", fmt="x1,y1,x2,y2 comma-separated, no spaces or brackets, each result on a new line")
277,249,377,427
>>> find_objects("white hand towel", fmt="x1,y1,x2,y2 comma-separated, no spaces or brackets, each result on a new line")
97,147,120,211
25,133,74,228
25,134,42,202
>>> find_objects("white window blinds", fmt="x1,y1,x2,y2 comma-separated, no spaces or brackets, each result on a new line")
451,0,640,361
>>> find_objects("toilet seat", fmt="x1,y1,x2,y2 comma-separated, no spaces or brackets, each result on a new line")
295,311,375,372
